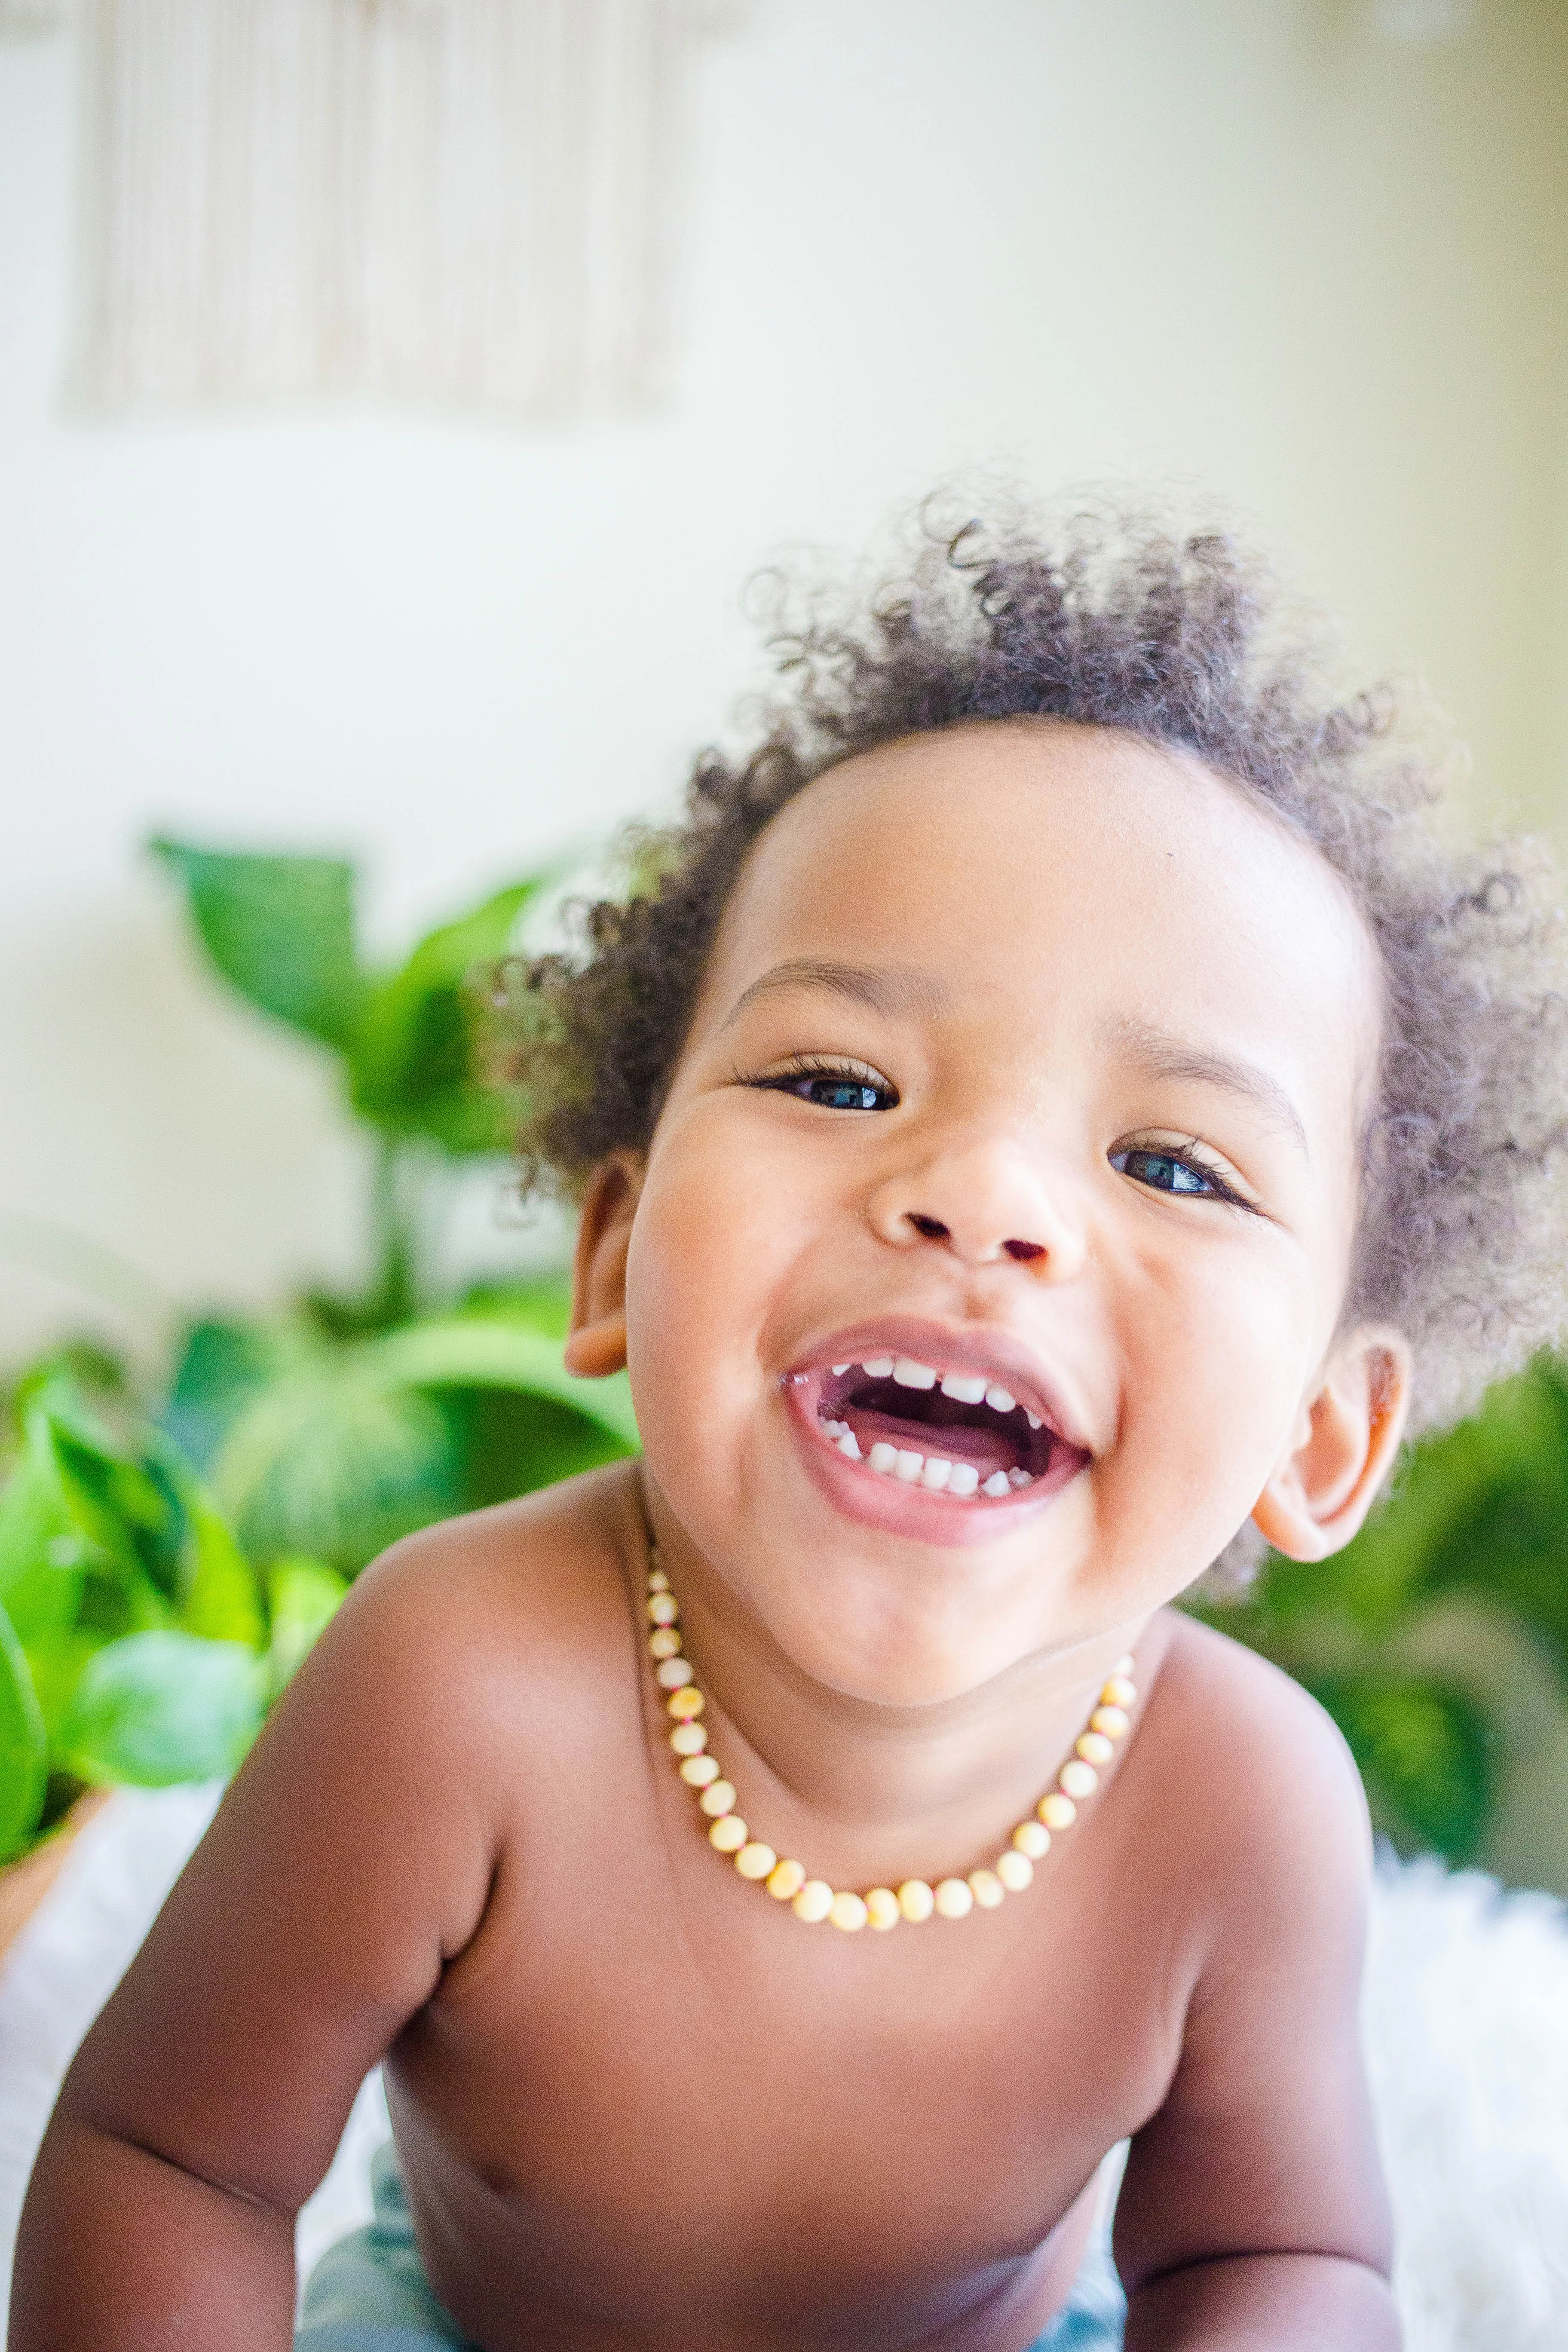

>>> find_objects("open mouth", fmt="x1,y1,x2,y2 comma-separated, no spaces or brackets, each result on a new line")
799,1350,1090,1502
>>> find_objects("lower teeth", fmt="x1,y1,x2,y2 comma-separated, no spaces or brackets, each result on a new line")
841,1436,1026,1498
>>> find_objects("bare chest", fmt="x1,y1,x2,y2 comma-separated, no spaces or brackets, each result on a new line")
389,1820,1185,2349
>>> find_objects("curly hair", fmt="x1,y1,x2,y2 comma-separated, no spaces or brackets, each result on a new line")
498,496,1568,1440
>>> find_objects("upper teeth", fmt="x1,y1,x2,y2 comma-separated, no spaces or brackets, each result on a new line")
833,1357,1039,1422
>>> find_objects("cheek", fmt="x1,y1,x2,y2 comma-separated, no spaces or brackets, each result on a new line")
1112,1244,1320,1565
621,1117,808,1488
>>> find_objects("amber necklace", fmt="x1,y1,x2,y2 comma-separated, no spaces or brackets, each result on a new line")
645,1545,1138,1932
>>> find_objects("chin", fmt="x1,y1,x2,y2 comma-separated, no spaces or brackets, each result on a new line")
735,1538,1095,1708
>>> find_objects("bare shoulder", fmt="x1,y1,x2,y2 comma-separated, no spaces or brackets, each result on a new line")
1136,1609,1372,1920
1151,1608,1365,1789
365,1451,642,1612
218,1458,649,1918
315,1458,645,1718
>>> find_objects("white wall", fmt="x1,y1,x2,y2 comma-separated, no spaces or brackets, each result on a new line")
3,0,1568,1363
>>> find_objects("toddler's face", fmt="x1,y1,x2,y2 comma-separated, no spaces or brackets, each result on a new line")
614,721,1387,1702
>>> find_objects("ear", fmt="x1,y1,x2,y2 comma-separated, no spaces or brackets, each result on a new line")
1250,1327,1413,1562
563,1154,645,1378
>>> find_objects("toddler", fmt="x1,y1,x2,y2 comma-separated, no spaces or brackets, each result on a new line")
14,501,1568,2351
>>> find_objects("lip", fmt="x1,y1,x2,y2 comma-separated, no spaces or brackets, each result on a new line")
781,1315,1094,1550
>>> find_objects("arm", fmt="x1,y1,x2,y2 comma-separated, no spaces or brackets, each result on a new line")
9,1535,504,2352
1126,2260,1396,2348
1114,1650,1400,2351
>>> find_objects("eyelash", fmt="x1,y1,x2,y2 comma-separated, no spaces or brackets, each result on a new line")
1108,1137,1255,1211
745,1054,900,1112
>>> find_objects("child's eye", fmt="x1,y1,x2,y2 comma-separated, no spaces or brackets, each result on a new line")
749,1057,898,1112
1109,1141,1252,1207
792,1077,888,1111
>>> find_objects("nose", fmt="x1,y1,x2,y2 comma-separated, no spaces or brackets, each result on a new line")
864,1136,1087,1280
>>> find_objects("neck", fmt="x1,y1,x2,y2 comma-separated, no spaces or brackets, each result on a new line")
635,1479,1156,1893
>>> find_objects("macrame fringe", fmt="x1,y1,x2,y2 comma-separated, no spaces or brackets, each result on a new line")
65,0,715,418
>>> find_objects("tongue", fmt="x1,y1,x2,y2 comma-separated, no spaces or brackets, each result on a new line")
841,1406,1019,1477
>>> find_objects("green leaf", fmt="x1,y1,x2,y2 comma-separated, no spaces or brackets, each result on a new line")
264,1557,347,1696
0,1412,85,1642
10,1342,132,1427
211,1354,460,1575
161,1318,281,1473
203,1314,635,1577
151,837,365,1052
349,879,538,1153
44,1411,182,1596
370,1316,640,1451
459,1277,574,1340
443,1387,631,1514
1309,1670,1494,1864
61,1630,264,1787
23,1626,111,1747
1403,1361,1568,1686
176,1486,266,1648
0,1594,48,1858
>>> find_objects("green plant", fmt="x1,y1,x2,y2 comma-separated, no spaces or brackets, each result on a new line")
147,837,640,1574
0,840,644,1866
150,836,545,1328
0,1347,347,1860
1196,1353,1568,1865
164,1279,637,1577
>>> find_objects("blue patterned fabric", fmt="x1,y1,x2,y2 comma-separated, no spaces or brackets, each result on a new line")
296,2142,476,2350
1025,2212,1126,2349
296,2139,1125,2352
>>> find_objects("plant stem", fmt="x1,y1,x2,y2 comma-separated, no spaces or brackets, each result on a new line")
368,1136,417,1330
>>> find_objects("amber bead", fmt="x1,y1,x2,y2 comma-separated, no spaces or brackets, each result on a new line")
791,1879,833,1923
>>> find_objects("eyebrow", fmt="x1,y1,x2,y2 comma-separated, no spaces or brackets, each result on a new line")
1112,1017,1311,1158
720,958,950,1030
